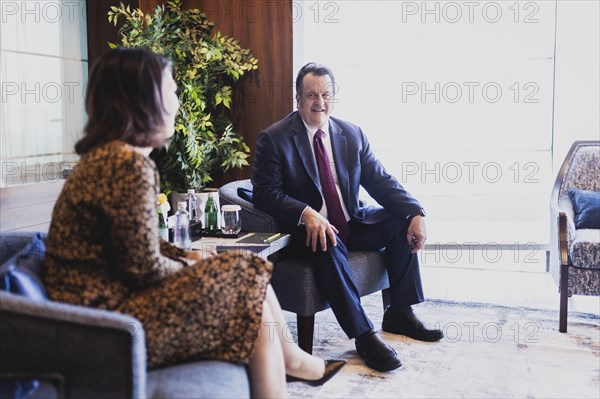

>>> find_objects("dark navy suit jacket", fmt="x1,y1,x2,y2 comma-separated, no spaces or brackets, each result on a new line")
252,112,422,233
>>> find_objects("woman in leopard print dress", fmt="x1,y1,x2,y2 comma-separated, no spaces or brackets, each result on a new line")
44,48,344,397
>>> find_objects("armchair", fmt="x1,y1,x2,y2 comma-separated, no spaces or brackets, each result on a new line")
219,179,390,354
0,232,250,399
550,140,600,332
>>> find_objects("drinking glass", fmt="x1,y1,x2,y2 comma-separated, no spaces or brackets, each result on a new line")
221,205,241,235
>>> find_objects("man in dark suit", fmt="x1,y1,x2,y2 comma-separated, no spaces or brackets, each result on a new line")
252,62,443,371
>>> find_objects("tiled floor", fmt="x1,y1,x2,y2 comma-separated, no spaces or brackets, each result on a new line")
421,265,600,316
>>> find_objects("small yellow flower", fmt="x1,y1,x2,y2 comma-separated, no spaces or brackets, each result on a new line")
157,193,171,215
156,193,168,206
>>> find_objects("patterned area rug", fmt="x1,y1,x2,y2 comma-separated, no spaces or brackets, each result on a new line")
285,293,600,398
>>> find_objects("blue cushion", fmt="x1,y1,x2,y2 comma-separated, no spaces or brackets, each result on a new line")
569,189,600,230
0,380,40,399
237,187,253,203
0,233,47,300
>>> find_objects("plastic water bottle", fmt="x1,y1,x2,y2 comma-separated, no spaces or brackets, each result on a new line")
174,202,191,250
186,189,198,222
204,195,218,232
157,207,169,241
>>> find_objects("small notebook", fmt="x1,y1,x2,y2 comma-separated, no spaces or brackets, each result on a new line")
216,244,269,254
236,233,282,244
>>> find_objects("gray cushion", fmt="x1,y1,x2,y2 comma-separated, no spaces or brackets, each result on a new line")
570,229,600,269
147,361,249,399
566,263,600,296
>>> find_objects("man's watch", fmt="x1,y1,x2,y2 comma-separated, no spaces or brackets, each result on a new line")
406,209,426,221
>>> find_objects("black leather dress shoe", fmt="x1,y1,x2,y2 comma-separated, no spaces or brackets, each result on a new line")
286,359,346,386
354,330,402,372
382,306,444,342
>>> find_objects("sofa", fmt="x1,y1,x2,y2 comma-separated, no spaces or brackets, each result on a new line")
550,140,600,332
0,231,250,399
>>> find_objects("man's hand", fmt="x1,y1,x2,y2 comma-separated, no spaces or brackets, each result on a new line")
301,207,339,252
407,215,427,253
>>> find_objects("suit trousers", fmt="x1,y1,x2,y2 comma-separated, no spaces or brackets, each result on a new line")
289,214,425,339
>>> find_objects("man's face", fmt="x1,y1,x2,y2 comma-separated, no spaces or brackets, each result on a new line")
296,72,334,129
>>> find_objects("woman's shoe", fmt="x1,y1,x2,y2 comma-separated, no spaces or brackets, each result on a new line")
286,359,346,386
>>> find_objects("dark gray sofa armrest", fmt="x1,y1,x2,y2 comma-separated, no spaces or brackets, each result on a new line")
0,292,146,399
219,180,369,233
219,180,280,233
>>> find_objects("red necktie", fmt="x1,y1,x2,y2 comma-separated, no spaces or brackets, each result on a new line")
313,129,350,243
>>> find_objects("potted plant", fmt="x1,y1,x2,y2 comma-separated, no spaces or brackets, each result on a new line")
108,0,257,196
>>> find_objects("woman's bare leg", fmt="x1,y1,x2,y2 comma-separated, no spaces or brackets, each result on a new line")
248,300,287,398
264,285,325,380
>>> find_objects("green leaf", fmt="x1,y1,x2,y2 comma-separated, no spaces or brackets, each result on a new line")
110,0,257,193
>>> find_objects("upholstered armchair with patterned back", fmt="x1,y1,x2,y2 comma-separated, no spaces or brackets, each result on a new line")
550,140,600,332
219,179,390,354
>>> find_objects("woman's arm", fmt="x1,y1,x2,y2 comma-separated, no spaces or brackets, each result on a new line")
106,153,186,288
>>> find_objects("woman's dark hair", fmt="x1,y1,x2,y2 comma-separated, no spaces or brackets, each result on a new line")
295,62,336,96
75,47,173,154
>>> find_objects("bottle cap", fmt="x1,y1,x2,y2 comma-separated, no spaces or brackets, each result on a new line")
187,189,196,194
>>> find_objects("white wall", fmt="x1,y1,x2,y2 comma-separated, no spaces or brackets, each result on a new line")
293,1,559,245
553,0,600,168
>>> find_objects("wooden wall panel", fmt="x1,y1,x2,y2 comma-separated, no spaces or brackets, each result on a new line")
139,0,163,11
86,0,139,70
183,0,294,185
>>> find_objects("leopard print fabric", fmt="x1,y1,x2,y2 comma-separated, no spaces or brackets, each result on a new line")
45,140,272,368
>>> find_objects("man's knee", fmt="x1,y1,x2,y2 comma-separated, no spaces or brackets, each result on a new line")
378,215,409,242
314,235,348,255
